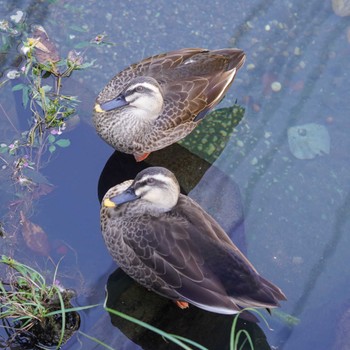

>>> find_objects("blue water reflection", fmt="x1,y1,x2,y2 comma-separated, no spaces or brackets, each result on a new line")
1,0,350,349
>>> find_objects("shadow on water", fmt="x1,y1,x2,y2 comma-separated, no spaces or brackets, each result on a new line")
97,144,269,349
106,269,270,350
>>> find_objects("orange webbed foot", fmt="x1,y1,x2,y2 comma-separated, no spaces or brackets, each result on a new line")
134,152,150,162
175,300,189,309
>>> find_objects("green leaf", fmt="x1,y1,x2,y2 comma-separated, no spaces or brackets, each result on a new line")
69,25,88,33
12,83,25,91
49,144,56,153
22,86,30,108
48,134,56,143
74,41,90,49
75,59,96,69
24,62,31,76
41,85,52,93
55,139,70,148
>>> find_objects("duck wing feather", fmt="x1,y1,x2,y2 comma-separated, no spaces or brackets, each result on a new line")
120,195,285,313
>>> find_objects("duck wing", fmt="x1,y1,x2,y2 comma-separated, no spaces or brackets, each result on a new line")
154,48,245,125
122,195,285,314
97,48,206,102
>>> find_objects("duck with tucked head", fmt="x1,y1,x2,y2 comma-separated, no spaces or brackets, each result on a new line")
100,167,286,316
93,48,245,161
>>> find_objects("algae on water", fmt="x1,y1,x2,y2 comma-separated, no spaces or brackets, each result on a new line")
179,104,245,164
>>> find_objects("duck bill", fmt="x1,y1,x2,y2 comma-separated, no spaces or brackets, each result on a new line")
104,187,139,207
98,94,128,111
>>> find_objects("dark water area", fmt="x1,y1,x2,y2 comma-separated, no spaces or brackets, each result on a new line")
1,0,350,349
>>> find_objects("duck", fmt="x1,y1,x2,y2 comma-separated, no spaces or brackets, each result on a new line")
93,48,246,161
100,167,286,315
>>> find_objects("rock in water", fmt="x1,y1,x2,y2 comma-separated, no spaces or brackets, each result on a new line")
287,123,330,160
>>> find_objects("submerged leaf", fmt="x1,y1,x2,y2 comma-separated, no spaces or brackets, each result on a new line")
22,86,30,108
20,211,50,256
288,123,330,160
12,83,25,91
48,134,56,143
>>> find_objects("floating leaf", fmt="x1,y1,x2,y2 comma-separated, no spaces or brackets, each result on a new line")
0,146,8,153
69,25,88,33
12,83,25,91
55,139,70,148
49,144,56,153
74,41,90,49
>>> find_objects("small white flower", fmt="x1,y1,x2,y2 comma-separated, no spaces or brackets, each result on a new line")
6,70,20,79
21,45,30,55
10,10,24,24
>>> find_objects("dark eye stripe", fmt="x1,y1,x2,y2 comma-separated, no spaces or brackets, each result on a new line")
126,85,153,96
136,178,164,189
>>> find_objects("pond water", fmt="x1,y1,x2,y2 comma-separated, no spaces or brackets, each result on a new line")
1,0,350,349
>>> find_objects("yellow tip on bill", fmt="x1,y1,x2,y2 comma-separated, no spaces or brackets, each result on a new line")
103,198,116,208
94,103,103,113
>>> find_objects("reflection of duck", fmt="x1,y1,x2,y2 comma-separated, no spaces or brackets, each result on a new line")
93,48,245,161
100,167,286,315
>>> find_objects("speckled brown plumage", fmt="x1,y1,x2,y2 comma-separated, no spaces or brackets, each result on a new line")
93,48,245,160
100,167,286,315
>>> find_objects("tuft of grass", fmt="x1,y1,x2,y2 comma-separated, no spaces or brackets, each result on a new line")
0,255,86,349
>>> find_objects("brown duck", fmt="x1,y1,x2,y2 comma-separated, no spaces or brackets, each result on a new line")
93,48,245,161
100,167,286,315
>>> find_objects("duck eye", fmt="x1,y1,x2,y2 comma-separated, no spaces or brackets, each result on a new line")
147,178,155,185
136,85,144,92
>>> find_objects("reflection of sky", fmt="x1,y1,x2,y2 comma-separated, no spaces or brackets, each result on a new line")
1,0,350,349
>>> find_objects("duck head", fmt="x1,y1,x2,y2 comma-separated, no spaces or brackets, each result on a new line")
104,167,180,214
95,76,164,121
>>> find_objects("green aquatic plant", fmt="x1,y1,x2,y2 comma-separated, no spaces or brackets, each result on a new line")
0,27,74,199
0,255,81,349
0,14,106,184
0,12,110,259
